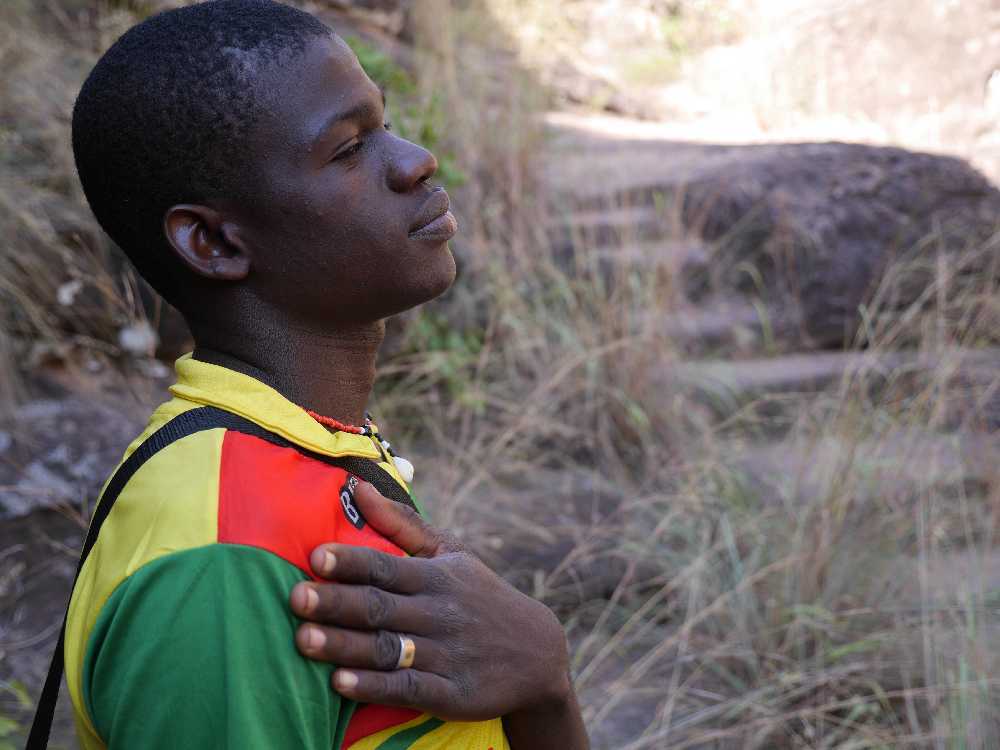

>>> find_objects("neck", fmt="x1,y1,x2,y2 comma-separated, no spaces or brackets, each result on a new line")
190,312,385,427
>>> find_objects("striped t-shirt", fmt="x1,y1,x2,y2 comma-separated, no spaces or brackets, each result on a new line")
64,354,509,750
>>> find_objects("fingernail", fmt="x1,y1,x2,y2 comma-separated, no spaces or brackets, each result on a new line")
311,548,336,577
292,584,319,614
305,625,326,651
323,550,336,575
335,671,358,691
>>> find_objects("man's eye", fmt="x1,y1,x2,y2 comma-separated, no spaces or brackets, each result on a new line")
334,141,363,161
332,123,388,162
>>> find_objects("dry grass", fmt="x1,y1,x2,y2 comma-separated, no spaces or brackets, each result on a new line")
2,2,1000,749
379,210,1000,747
0,1,156,414
373,5,1000,748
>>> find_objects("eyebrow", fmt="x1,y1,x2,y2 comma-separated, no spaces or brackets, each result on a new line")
312,87,387,148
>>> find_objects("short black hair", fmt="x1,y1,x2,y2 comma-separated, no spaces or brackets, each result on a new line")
72,0,331,307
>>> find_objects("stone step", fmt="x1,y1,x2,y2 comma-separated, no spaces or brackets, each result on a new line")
546,205,669,250
671,347,1000,400
556,238,708,297
539,116,738,201
726,429,999,505
552,238,701,277
664,347,1000,433
585,237,702,266
658,301,801,353
546,180,687,215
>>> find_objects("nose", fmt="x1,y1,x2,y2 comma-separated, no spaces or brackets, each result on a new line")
386,137,438,193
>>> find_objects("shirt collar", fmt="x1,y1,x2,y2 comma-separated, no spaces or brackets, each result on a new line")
168,353,382,460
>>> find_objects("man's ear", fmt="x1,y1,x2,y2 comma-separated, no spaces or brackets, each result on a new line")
163,204,251,281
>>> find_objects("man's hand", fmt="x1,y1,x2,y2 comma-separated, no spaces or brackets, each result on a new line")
288,481,588,748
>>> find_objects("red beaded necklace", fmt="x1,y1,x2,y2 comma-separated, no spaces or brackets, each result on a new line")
304,409,373,436
304,407,416,483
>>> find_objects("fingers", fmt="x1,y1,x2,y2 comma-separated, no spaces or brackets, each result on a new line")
308,544,425,594
291,580,433,633
353,481,464,557
331,667,459,719
295,624,439,672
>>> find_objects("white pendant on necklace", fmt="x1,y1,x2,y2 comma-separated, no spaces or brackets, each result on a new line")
393,455,415,483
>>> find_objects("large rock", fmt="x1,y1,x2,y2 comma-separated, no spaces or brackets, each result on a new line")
677,143,1000,346
546,134,1000,348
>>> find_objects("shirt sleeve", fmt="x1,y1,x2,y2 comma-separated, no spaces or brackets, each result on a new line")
82,543,355,749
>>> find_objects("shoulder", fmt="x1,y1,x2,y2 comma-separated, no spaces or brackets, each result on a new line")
83,544,353,749
66,417,403,726
216,429,407,579
93,420,407,583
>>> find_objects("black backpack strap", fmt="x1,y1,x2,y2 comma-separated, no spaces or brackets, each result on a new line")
26,405,414,749
199,407,416,510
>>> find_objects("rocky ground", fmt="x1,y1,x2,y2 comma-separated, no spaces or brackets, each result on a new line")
0,366,170,746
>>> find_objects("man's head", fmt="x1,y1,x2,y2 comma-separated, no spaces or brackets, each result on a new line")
72,0,457,335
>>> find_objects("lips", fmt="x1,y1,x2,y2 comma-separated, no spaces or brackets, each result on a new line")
408,188,459,241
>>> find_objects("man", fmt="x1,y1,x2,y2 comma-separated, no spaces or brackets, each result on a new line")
61,1,588,748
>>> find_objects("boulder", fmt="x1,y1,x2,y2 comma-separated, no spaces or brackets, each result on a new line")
546,137,1000,348
676,143,1000,346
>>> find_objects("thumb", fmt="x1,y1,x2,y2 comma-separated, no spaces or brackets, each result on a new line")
353,480,463,557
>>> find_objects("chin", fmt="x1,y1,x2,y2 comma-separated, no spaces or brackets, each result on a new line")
425,246,458,297
407,249,457,307
375,246,456,318
412,236,456,289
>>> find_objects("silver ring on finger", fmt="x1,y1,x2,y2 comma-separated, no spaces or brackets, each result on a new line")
395,634,416,669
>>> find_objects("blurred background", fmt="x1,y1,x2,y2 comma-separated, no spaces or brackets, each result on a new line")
1,0,999,747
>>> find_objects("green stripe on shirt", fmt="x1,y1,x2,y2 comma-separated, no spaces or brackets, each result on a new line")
83,543,355,749
375,716,446,750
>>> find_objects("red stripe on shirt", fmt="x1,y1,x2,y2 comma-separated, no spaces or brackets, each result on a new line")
217,430,405,578
342,705,423,748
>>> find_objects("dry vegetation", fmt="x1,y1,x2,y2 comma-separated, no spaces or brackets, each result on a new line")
2,1,1000,748
0,1,158,415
